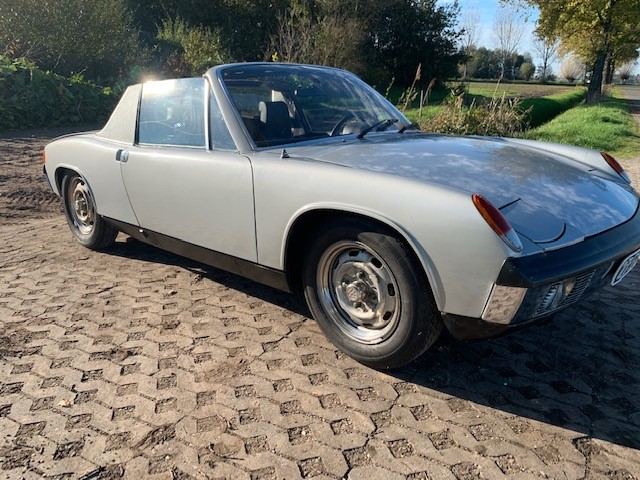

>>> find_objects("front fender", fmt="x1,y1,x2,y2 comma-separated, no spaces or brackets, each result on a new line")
282,202,447,310
501,138,630,183
252,153,513,318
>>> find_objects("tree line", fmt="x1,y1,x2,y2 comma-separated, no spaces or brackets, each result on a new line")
0,0,463,88
0,0,638,103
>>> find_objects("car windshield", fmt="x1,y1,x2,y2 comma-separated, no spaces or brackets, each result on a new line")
220,64,408,147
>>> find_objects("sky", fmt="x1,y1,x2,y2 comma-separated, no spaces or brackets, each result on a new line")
442,0,541,63
442,0,639,76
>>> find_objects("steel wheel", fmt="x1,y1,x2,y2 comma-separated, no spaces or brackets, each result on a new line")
303,217,443,369
66,176,95,235
317,240,401,344
61,172,118,250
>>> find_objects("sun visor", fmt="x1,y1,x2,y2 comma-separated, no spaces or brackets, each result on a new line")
96,84,141,144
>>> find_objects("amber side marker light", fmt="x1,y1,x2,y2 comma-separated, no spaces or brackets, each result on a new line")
42,151,46,164
601,151,630,182
472,194,523,252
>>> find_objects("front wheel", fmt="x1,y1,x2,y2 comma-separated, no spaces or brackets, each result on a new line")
62,173,118,250
302,218,442,369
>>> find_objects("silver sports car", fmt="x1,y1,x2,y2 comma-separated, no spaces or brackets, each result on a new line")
44,63,640,368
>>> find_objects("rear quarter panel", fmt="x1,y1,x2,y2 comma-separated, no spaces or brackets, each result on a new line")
44,135,139,226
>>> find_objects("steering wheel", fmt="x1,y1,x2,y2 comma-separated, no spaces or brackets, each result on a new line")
330,113,357,136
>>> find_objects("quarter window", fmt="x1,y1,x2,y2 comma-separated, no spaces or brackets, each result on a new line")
138,79,206,147
209,90,236,151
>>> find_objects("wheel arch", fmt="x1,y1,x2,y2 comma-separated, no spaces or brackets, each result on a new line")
54,165,100,214
282,205,445,310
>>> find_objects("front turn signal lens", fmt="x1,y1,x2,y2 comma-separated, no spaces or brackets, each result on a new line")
601,151,630,182
472,194,523,252
42,151,46,164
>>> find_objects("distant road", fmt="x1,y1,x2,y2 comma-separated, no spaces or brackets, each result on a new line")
618,85,640,128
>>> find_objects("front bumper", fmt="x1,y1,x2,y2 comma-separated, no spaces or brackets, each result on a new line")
445,205,640,340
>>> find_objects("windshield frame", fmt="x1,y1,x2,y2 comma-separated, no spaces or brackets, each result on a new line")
215,63,411,151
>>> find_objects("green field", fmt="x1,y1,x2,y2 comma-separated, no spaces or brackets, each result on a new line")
460,81,580,99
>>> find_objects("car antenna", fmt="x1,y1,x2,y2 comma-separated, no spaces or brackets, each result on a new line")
281,149,290,159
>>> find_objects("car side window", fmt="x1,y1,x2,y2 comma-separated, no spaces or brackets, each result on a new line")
209,90,236,151
138,79,205,147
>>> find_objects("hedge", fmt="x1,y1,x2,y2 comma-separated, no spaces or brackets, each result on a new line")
0,56,118,131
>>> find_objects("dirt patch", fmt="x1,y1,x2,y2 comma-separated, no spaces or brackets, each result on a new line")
0,126,99,224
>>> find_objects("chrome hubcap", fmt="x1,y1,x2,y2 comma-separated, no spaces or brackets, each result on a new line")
68,177,94,235
318,241,400,344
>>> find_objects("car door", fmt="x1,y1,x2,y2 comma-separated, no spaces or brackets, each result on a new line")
119,78,257,262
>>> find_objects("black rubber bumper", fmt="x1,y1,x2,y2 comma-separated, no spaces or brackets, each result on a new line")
497,204,640,288
444,204,640,341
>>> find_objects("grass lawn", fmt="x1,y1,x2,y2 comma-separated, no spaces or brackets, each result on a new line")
526,88,640,160
403,105,442,124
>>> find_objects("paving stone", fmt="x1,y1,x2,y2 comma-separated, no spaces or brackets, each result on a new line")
1,129,640,478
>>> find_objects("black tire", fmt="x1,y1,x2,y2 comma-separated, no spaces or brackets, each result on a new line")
302,217,442,369
61,173,118,250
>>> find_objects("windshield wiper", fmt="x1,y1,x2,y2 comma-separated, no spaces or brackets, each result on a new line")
357,118,398,139
398,122,421,133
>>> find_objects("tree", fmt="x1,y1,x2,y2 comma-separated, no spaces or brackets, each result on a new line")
0,0,140,78
125,0,290,62
520,61,535,80
559,56,584,83
269,2,314,65
492,5,526,80
459,7,480,79
156,17,228,76
532,33,559,83
618,62,637,83
506,0,640,102
365,0,463,86
269,0,367,75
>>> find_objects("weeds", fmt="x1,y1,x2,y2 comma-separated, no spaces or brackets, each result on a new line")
399,64,421,112
426,93,530,136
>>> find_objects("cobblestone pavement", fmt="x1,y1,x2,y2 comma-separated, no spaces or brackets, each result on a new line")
1,130,639,480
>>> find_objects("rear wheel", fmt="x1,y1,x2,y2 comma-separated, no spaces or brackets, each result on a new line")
302,218,442,369
62,173,118,250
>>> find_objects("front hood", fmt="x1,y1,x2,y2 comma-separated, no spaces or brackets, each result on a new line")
285,133,639,244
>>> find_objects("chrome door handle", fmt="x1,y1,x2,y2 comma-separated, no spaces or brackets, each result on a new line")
116,150,129,162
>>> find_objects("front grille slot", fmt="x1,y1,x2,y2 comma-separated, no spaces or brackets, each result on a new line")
510,263,617,325
533,269,596,318
561,270,595,307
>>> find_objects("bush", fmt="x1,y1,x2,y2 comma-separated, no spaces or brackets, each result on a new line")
425,94,529,136
0,0,140,79
156,18,228,77
0,56,118,131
